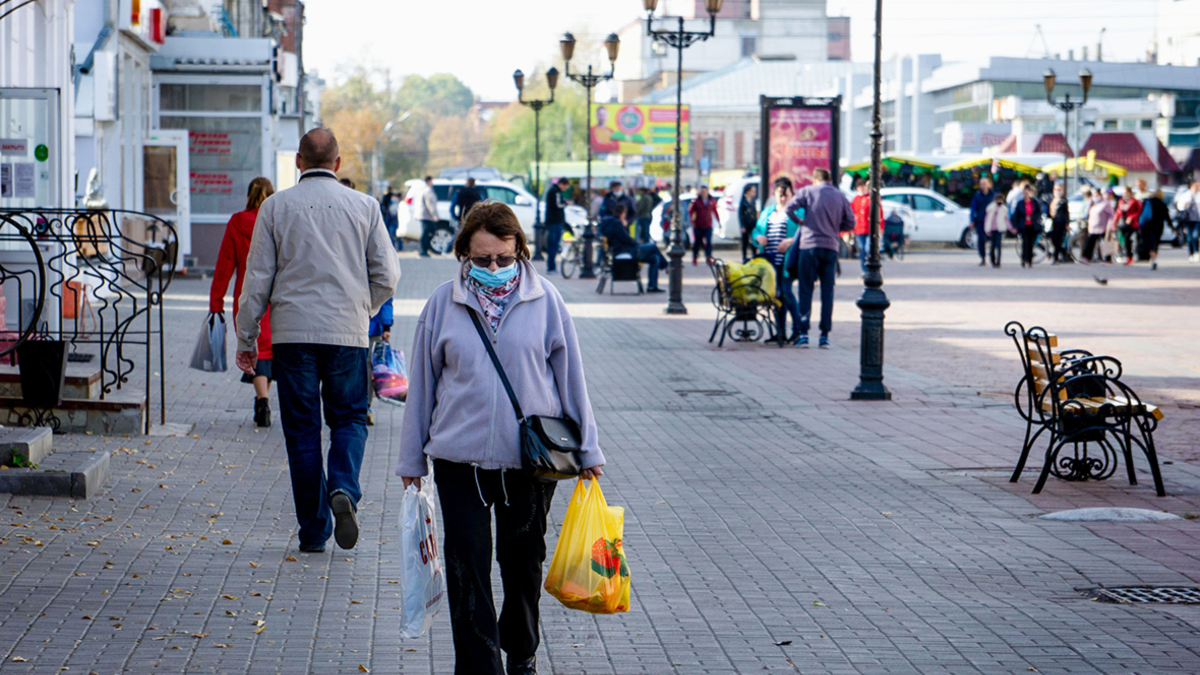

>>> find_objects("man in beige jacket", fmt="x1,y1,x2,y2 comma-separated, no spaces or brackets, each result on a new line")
236,128,400,553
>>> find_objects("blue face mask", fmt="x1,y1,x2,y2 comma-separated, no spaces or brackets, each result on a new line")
468,261,519,287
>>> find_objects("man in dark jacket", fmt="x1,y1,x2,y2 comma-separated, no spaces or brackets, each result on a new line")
543,178,571,274
599,203,667,292
599,181,636,220
968,176,995,267
379,185,401,250
738,184,759,262
1009,183,1043,268
1047,182,1071,264
452,178,483,223
634,187,655,243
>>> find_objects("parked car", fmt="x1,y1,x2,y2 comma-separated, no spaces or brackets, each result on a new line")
716,176,762,240
398,179,587,254
880,187,972,247
650,191,695,243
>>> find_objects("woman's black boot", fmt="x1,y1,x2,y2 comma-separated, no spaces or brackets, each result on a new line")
254,397,271,428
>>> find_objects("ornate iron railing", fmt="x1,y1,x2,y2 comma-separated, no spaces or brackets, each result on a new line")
0,208,177,433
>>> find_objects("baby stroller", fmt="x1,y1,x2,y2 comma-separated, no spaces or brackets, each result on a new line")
882,213,906,260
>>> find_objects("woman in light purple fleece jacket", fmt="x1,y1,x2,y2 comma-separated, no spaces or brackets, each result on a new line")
396,201,603,675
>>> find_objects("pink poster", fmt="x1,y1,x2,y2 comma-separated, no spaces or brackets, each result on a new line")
768,108,832,190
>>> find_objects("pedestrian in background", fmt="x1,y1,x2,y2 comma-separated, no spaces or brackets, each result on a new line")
850,178,881,272
1006,177,1027,211
1114,186,1142,265
543,177,570,274
634,186,655,244
380,185,402,251
397,201,603,675
784,167,855,349
1177,181,1200,261
752,177,800,340
210,176,276,428
590,189,605,222
414,176,439,258
969,176,996,267
600,181,635,221
453,178,483,226
365,298,393,426
738,184,759,262
1035,171,1055,207
1009,183,1043,268
984,192,1012,268
688,184,718,265
1139,188,1169,270
1082,188,1115,263
236,128,401,553
1048,182,1071,263
339,177,356,190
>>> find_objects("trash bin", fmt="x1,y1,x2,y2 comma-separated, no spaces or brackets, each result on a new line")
16,339,67,408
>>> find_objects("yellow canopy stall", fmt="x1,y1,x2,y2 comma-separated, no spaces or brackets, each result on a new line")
940,156,1043,174
1041,157,1127,178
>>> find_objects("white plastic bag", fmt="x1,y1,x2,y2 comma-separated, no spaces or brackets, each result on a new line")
188,312,227,372
398,482,445,638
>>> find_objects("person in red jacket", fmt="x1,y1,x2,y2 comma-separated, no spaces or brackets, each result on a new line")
687,185,719,265
850,178,882,272
210,177,276,427
1114,186,1142,265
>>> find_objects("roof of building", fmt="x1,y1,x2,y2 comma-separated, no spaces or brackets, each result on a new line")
1182,148,1200,173
637,57,870,112
994,135,1017,153
1034,133,1074,157
1078,133,1159,173
1158,143,1182,173
151,36,274,71
920,56,1200,96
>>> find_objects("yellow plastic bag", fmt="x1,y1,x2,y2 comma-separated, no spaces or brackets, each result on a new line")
726,258,776,304
544,479,631,614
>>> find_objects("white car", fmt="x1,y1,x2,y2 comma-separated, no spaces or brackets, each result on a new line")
398,179,588,254
879,187,972,246
716,176,763,240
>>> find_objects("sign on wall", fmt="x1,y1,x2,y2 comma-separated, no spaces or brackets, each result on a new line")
590,104,689,156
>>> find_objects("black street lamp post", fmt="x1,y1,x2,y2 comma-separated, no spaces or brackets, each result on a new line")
850,0,891,401
561,32,620,279
1043,68,1092,197
643,0,723,315
514,67,559,261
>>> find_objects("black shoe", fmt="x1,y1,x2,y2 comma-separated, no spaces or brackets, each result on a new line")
647,287,665,293
254,398,271,428
330,493,358,550
506,655,536,675
299,542,325,553
978,260,986,267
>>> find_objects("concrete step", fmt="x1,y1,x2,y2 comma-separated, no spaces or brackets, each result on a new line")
0,390,146,435
0,426,53,466
0,449,109,499
0,361,103,400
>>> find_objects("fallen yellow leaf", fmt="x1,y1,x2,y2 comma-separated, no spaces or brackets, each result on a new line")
358,666,369,673
220,594,238,600
11,656,27,662
254,625,266,634
221,539,232,545
249,562,259,568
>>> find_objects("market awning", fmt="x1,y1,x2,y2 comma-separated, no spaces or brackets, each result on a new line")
1041,157,1127,178
843,154,941,175
529,162,640,181
940,156,1042,174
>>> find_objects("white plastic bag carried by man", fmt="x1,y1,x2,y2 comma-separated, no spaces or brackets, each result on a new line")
398,482,445,638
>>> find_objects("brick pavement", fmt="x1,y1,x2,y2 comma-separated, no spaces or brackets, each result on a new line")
0,247,1196,674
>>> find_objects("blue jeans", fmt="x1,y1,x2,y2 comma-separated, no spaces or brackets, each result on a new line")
273,343,370,547
545,222,564,271
385,216,401,251
855,234,870,272
774,265,800,335
1188,221,1200,256
974,221,987,261
636,217,651,243
633,243,667,290
796,247,838,336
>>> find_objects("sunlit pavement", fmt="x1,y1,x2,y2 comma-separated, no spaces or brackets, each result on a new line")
0,246,1197,674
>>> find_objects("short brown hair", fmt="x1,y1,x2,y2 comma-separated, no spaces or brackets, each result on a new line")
453,200,530,261
299,128,339,168
245,176,275,210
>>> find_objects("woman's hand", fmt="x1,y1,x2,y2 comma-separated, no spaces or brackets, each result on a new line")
579,465,604,480
755,235,768,246
401,477,422,490
777,237,794,253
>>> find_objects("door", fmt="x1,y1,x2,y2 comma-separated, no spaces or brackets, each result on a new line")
909,194,959,242
143,130,191,264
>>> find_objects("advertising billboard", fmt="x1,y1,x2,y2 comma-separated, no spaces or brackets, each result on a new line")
764,105,836,192
590,104,689,156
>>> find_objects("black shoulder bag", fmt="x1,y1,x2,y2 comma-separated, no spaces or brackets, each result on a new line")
468,309,583,481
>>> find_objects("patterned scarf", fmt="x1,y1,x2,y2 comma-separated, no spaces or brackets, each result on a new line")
465,265,521,333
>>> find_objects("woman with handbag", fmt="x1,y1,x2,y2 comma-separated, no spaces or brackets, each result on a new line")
209,177,275,427
396,200,604,675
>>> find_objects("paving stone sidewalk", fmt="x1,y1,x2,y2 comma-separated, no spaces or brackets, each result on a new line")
0,250,1197,674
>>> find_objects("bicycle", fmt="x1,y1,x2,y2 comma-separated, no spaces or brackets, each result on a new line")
559,227,584,279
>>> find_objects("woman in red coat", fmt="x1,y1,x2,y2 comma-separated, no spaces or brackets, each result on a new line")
209,177,275,427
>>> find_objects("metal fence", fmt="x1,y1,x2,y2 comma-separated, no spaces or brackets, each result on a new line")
0,208,177,432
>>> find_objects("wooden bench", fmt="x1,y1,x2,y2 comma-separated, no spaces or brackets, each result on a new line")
1005,321,1166,496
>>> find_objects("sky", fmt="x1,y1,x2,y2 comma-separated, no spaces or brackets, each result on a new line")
304,0,1166,101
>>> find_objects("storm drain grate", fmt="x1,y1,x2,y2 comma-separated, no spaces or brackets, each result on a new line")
674,390,732,397
1083,587,1200,604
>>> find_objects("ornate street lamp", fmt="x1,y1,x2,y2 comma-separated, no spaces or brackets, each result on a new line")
1044,67,1092,197
560,31,620,279
644,0,723,315
850,0,891,401
514,66,558,261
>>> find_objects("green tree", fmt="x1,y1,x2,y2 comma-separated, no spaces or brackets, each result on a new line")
484,77,589,191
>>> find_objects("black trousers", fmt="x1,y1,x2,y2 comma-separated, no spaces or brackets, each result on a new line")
433,459,557,675
1051,222,1068,261
1019,226,1037,265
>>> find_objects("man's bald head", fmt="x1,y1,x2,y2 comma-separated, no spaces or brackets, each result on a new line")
297,128,340,172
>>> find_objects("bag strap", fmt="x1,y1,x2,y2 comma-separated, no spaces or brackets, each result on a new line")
467,308,525,421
